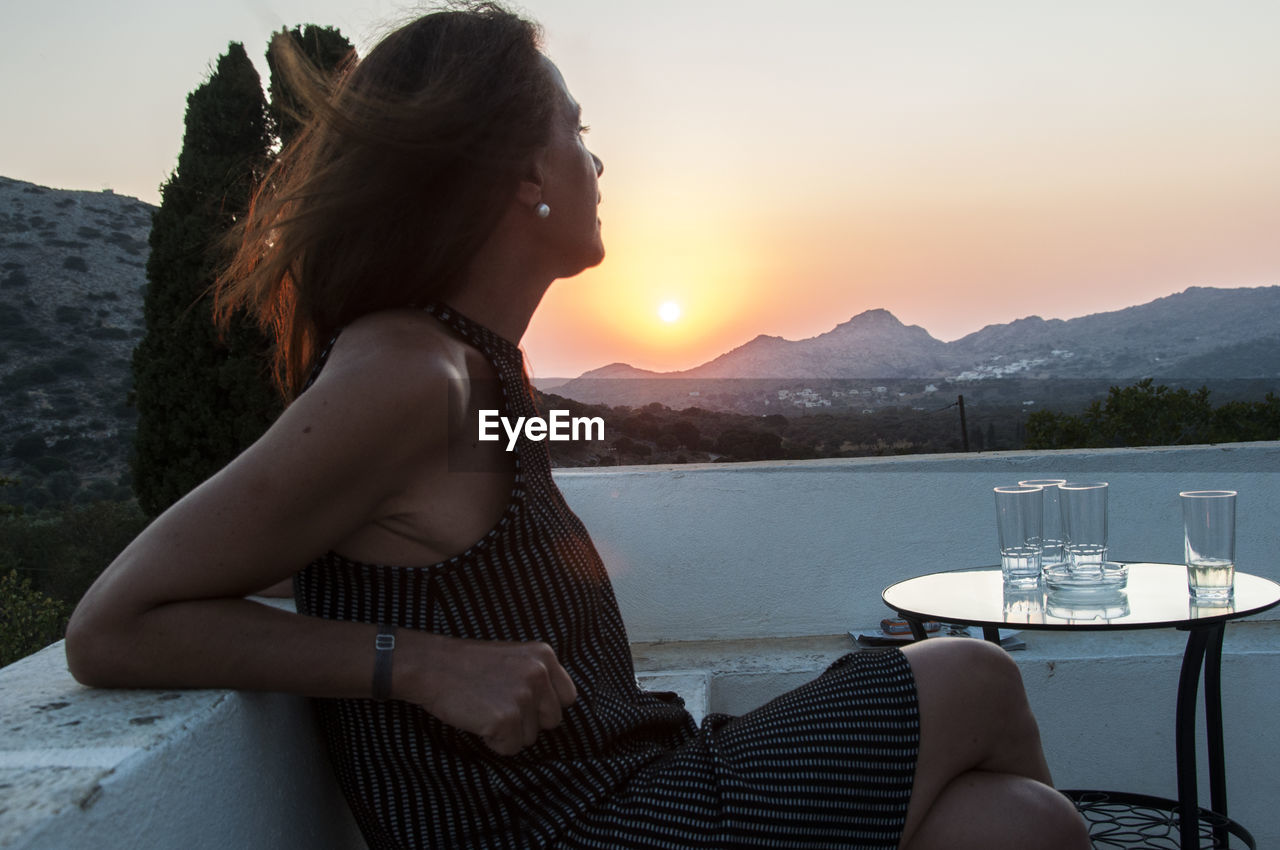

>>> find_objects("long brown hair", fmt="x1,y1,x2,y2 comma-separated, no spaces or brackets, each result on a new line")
216,3,556,398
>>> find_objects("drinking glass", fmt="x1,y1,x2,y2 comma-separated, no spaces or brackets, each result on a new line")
994,485,1043,587
1019,479,1067,568
1181,490,1236,603
1059,481,1109,574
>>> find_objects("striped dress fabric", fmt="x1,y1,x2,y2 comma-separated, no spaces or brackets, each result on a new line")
294,303,920,849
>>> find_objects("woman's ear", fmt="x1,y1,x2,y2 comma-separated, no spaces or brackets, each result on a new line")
515,152,547,208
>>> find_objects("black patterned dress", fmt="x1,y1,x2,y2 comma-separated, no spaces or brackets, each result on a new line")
294,303,919,850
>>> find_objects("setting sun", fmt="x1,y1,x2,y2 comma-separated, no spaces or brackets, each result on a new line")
658,301,682,323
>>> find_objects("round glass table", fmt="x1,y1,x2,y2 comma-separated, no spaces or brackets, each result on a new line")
882,563,1280,849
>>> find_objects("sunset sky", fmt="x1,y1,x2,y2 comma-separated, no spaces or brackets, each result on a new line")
3,1,1277,378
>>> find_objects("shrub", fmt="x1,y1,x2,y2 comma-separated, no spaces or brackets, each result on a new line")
106,231,147,255
45,471,80,503
0,569,72,668
1,363,58,390
0,303,26,327
29,456,73,474
0,499,148,605
55,305,88,324
1,269,29,288
51,355,92,376
9,434,48,460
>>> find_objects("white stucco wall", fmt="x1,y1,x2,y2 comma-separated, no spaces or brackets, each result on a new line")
0,641,363,850
556,443,1280,642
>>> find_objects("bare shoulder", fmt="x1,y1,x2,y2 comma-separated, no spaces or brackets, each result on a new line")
320,310,465,388
296,310,488,423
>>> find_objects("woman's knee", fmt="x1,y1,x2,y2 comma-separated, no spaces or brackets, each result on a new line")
904,639,1047,777
1024,782,1091,849
906,638,1028,710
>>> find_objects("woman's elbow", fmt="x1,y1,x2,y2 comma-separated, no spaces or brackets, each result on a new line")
64,604,128,688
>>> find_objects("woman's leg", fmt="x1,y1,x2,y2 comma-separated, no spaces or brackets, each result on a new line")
897,638,1090,850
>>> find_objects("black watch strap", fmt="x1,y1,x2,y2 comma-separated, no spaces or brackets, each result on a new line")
373,625,397,701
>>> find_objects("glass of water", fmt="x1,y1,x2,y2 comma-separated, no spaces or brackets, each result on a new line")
1019,479,1067,569
994,484,1044,587
1181,490,1236,603
1059,481,1109,574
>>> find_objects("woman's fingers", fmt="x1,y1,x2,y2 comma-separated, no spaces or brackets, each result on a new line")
422,637,578,755
549,658,578,708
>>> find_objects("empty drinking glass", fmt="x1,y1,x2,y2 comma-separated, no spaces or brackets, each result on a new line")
1019,479,1067,569
994,484,1044,587
1059,481,1109,575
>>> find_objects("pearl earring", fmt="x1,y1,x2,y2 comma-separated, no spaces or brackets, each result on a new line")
535,202,551,219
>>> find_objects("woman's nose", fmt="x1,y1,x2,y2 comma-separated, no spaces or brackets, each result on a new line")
592,153,604,178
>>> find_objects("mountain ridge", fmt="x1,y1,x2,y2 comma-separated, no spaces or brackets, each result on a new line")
563,285,1280,385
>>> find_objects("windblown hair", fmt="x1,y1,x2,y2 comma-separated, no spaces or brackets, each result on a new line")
216,3,556,398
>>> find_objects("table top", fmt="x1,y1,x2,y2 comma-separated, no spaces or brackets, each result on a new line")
882,563,1280,632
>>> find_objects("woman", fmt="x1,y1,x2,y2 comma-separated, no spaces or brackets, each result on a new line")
66,4,1090,848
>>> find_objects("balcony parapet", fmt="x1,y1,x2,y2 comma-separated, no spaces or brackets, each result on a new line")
2,443,1277,848
555,443,1280,642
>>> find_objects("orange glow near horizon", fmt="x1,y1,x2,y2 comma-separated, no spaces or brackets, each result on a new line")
525,161,1280,378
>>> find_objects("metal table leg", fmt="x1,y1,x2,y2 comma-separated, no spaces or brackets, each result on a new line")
1064,623,1249,849
1176,623,1229,849
1205,626,1228,848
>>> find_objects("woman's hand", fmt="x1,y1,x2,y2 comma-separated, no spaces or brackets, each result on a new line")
403,635,578,756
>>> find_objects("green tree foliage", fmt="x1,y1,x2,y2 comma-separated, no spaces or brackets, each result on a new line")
1024,378,1280,449
267,25,354,149
132,42,278,515
668,419,701,449
0,570,71,668
0,500,149,606
131,29,354,517
714,427,784,461
0,483,149,667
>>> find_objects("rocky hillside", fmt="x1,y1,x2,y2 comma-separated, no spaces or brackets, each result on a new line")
566,287,1280,385
949,286,1280,380
0,177,153,507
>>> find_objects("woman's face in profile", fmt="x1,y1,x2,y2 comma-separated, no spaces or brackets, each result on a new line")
536,58,606,276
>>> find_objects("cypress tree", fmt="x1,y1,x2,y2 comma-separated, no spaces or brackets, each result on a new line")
267,25,355,149
131,43,278,516
131,29,354,517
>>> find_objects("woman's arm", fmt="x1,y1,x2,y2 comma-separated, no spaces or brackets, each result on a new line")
65,328,575,753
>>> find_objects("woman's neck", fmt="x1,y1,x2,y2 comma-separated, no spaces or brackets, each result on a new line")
448,226,556,346
444,275,549,347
